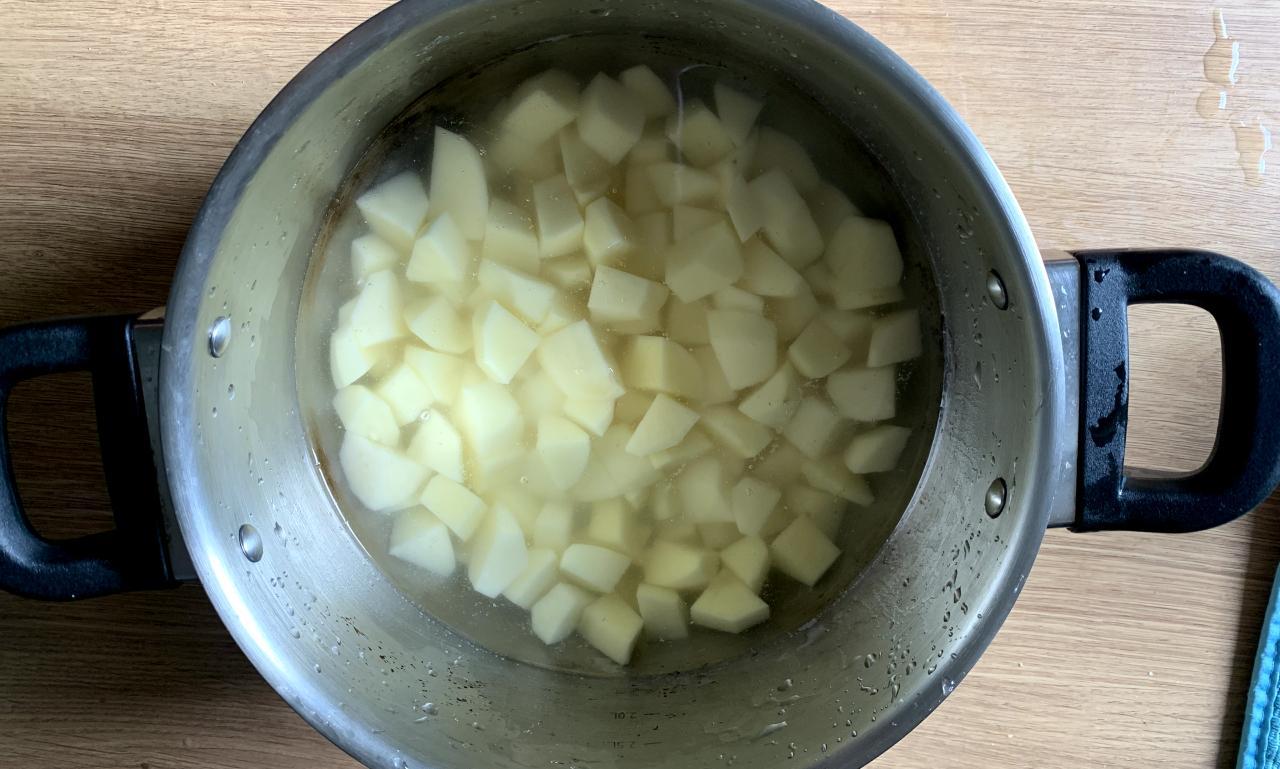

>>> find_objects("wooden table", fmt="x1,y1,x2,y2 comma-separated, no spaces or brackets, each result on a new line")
2,1,1278,766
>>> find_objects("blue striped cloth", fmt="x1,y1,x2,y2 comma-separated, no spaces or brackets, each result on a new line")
1240,568,1280,769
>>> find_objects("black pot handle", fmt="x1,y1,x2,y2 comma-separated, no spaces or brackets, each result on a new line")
0,316,176,598
1073,249,1280,533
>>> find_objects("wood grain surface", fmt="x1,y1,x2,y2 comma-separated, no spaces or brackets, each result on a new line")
2,1,1279,767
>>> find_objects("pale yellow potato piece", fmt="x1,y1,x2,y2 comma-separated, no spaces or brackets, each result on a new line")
827,365,896,422
724,171,764,242
536,414,591,490
643,540,719,590
542,254,594,291
388,508,456,576
355,171,429,251
738,361,801,429
770,516,839,586
533,175,585,258
560,543,631,593
532,582,593,645
577,73,645,165
407,410,465,483
699,521,742,549
720,535,769,593
700,406,773,459
472,300,539,384
351,234,400,281
678,455,734,523
784,397,848,459
672,205,725,240
579,593,644,665
403,346,464,406
429,127,488,240
712,285,764,314
595,424,661,494
739,238,805,297
625,164,664,216
803,261,834,297
334,384,399,445
786,485,843,539
789,319,853,378
533,502,576,552
583,198,638,267
538,320,626,401
654,519,700,546
481,199,540,273
752,442,806,486
826,217,905,309
650,481,683,521
419,475,486,541
750,127,821,193
538,294,584,337
665,100,734,167
330,323,378,388
750,169,824,268
477,260,556,325
517,369,565,423
806,182,860,242
455,380,525,472
408,213,474,287
649,428,714,471
350,270,406,347
586,502,650,556
560,129,612,206
375,363,433,426
340,434,429,512
636,583,689,640
691,571,769,633
844,424,912,474
621,336,703,400
466,505,528,598
619,65,675,119
866,310,923,367
692,345,736,406
706,309,777,389
628,123,670,165
665,298,710,346
493,70,580,168
820,308,875,356
647,162,720,207
626,394,700,456
589,266,668,328
504,548,559,609
614,390,656,425
802,455,873,505
563,397,615,437
731,476,782,536
770,285,820,342
665,221,744,303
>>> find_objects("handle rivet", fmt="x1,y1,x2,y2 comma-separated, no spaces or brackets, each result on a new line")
985,478,1008,518
986,271,1009,310
209,316,232,357
238,524,263,562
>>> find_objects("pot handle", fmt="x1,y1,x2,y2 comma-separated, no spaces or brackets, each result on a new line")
0,316,177,598
1072,249,1280,533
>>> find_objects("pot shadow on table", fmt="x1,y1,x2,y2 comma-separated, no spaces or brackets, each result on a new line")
1216,491,1280,769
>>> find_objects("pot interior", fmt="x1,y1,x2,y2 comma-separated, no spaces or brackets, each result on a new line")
164,1,1063,767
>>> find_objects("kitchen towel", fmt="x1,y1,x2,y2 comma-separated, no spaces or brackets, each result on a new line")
1240,565,1280,769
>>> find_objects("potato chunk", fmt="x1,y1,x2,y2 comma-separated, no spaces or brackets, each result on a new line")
429,127,488,240
355,171,429,251
770,516,839,586
419,475,486,541
691,572,769,633
636,583,689,640
665,222,744,303
706,309,777,389
407,410,465,483
532,582,593,645
536,415,591,490
844,425,913,474
339,434,428,512
334,384,400,445
621,336,703,400
626,394,700,456
579,593,644,664
472,300,539,384
388,508,456,576
577,73,645,164
560,543,631,593
538,320,626,401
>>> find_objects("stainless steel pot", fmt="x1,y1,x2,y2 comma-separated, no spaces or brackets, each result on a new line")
4,1,1280,767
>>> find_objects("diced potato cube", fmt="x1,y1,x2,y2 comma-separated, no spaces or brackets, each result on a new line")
536,414,591,490
789,319,853,378
827,365,896,422
471,300,539,384
802,455,873,505
579,593,644,665
629,123,670,165
731,476,782,536
665,222,744,302
720,535,769,592
334,384,400,445
504,548,559,609
619,65,675,119
770,516,839,586
495,70,580,162
665,100,734,167
806,182,859,242
770,286,820,342
699,522,741,549
647,163,719,207
561,543,631,593
636,583,689,639
482,199,540,272
405,296,470,355
429,127,488,240
407,213,474,288
516,371,563,424
403,346,464,406
587,502,649,556
543,254,594,291
330,324,378,388
626,394,700,456
388,508,456,576
666,298,710,346
588,265,668,329
714,82,763,147
375,363,433,426
621,336,703,400
419,475,486,540
672,205,725,240
633,209,671,262
836,284,905,312
678,455,734,523
643,540,719,590
712,286,765,313
844,424,912,474
340,434,428,512
752,442,806,486
570,452,622,502
563,398,615,437
533,175,585,258
820,308,875,355
355,171,430,251
866,310,923,367
691,572,769,633
538,294,584,336
352,234,400,281
649,428,714,471
625,164,664,215
614,391,656,425
786,485,843,539
651,481,682,521
538,320,626,401
456,380,525,471
407,410,465,483
597,424,660,492
724,171,764,242
826,217,904,305
738,362,801,429
707,309,777,389
560,129,612,206
739,238,804,297
582,198,637,267
693,345,736,406
577,73,645,164
655,519,700,545
467,505,529,598
350,270,406,347
532,582,593,645
750,169,823,268
534,502,576,552
750,127,821,193
784,397,848,459
477,260,556,325
700,406,773,458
